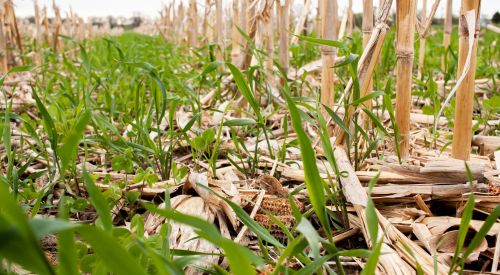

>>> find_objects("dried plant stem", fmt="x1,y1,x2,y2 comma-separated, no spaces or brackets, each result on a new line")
264,3,274,82
278,0,290,77
442,0,452,70
416,0,441,38
451,0,481,160
315,0,322,36
362,0,374,55
245,0,254,35
6,0,22,54
415,0,441,75
334,147,415,274
334,0,392,145
241,0,247,35
239,0,257,70
42,6,49,44
338,4,348,39
346,0,353,36
362,0,374,111
188,0,198,48
215,0,224,60
231,0,241,62
52,0,62,51
320,0,337,116
178,4,185,45
0,1,7,74
395,0,417,160
34,0,43,65
418,0,427,76
291,0,311,44
201,1,210,43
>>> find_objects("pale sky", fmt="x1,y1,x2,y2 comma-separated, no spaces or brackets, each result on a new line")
13,0,500,19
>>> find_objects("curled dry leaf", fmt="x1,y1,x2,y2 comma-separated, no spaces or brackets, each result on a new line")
169,196,220,274
144,195,192,235
144,195,220,274
185,172,239,229
430,229,488,264
255,174,289,197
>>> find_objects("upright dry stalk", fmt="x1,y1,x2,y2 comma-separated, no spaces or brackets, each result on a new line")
418,0,427,76
52,0,62,51
231,0,241,62
34,0,43,65
442,0,452,70
70,10,78,38
362,0,374,110
239,0,257,70
264,2,274,80
362,1,374,47
0,1,7,74
291,0,311,44
42,6,49,44
395,0,417,160
241,0,247,35
451,0,481,160
320,0,337,115
278,0,290,75
5,0,22,54
202,0,210,43
346,0,353,36
315,0,322,36
334,0,392,145
338,4,348,39
188,0,198,48
157,5,169,42
177,3,185,45
245,0,254,35
215,0,224,60
77,17,85,41
34,0,41,42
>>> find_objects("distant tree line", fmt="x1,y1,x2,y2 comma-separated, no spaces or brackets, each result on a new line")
23,15,144,29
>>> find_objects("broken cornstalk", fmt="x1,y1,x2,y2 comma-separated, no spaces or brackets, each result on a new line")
451,0,481,160
395,0,417,160
334,0,392,145
418,0,427,76
231,0,241,63
320,0,337,116
278,0,290,76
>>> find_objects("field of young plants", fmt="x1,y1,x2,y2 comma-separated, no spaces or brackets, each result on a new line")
1,0,499,274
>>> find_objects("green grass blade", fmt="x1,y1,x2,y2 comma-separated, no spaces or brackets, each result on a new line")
281,89,331,239
226,63,263,123
366,172,380,248
59,110,91,175
361,239,383,275
82,170,113,231
323,104,352,140
223,118,257,127
0,183,55,275
295,34,347,51
77,226,148,275
296,255,332,275
296,217,321,259
463,204,500,260
144,203,260,274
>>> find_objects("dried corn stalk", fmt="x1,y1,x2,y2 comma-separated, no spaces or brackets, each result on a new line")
395,0,417,160
334,0,392,145
320,0,337,116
